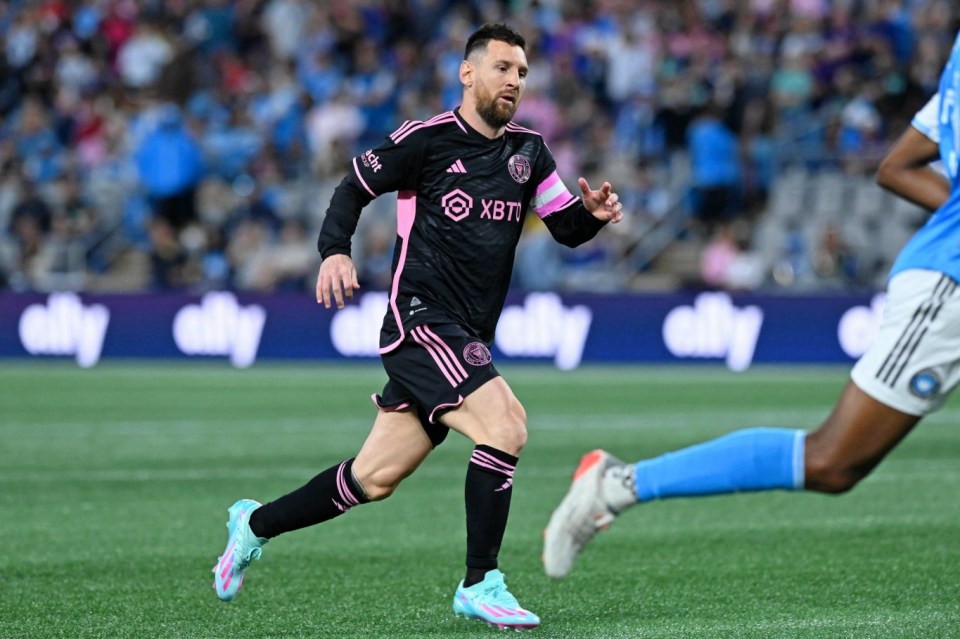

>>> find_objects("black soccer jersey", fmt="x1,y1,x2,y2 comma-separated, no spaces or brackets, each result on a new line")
318,107,607,352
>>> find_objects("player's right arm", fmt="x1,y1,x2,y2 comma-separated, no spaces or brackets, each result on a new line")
876,93,949,212
316,253,360,309
315,130,426,308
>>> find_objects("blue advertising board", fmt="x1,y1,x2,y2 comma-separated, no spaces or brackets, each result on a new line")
0,290,884,370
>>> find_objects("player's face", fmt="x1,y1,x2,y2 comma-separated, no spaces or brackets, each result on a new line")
472,40,527,129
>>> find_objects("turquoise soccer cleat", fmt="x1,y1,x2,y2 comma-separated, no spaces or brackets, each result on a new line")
212,499,267,601
453,569,540,630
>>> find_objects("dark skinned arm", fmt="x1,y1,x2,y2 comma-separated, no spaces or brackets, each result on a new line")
875,126,950,212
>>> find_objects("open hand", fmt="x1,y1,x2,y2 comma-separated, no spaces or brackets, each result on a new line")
578,177,623,224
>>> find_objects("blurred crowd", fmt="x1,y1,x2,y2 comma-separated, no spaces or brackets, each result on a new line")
0,0,956,294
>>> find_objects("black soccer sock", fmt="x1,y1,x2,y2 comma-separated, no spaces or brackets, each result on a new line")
248,458,370,539
463,445,518,587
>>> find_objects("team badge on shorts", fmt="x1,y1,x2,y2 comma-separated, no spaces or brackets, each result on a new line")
463,342,492,366
508,155,531,183
909,369,941,399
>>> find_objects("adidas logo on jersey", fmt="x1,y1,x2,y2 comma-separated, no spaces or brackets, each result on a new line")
446,160,467,173
409,297,426,316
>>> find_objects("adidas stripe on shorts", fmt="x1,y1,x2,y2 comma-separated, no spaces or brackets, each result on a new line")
852,269,960,416
373,322,500,447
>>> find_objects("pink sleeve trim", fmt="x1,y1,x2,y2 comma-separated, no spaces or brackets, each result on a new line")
353,157,377,197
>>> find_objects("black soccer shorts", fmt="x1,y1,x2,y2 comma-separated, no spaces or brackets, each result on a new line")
373,322,500,447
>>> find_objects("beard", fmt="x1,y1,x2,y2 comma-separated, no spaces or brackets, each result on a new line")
475,85,518,129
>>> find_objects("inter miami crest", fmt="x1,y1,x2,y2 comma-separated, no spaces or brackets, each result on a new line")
508,155,531,183
463,342,492,366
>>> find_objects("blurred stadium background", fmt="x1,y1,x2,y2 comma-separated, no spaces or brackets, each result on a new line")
1,0,956,295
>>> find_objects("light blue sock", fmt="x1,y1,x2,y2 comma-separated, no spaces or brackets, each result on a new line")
634,428,805,502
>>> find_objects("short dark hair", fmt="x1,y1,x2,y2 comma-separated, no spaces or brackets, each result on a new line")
464,23,526,60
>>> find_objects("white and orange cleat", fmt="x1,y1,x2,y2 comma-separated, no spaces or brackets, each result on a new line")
542,450,634,579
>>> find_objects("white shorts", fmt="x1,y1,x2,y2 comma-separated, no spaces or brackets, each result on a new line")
851,269,960,416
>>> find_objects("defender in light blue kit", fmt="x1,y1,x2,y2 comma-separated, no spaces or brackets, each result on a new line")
544,31,960,579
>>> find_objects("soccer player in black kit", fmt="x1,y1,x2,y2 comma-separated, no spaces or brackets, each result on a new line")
213,23,623,629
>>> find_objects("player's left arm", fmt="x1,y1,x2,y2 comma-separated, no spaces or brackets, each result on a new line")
536,178,623,248
530,140,623,247
577,177,624,223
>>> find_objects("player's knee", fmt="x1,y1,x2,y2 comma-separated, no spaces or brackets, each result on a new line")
506,398,528,451
504,421,528,455
804,450,864,494
362,482,395,501
511,399,528,444
809,469,862,494
487,399,528,455
355,467,405,501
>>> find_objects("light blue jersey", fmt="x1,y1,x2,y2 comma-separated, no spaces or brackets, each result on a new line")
890,32,960,282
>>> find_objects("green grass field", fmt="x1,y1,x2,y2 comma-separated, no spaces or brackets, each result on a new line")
2,362,958,638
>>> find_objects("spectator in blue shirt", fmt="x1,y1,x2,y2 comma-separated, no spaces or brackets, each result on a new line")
687,101,742,232
135,104,204,230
